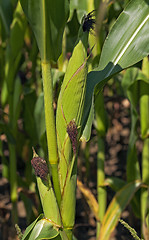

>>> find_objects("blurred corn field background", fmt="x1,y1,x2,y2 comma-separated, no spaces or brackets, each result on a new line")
0,0,149,240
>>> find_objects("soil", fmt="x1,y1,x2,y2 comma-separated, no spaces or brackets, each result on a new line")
0,92,141,240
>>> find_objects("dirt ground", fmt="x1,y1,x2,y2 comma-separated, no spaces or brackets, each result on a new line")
0,92,141,240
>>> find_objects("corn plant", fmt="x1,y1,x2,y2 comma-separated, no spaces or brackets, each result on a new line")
121,57,149,239
0,2,27,222
1,0,148,239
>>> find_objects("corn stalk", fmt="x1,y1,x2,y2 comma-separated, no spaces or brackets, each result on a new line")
19,0,149,239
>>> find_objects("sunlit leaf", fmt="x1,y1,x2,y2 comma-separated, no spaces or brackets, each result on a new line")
83,0,149,133
22,214,43,240
28,218,59,240
99,180,142,240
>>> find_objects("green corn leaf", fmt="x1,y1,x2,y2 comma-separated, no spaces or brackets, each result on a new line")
34,93,46,142
12,77,22,130
72,236,78,240
51,68,64,89
69,0,88,22
0,121,15,144
122,69,141,215
103,176,141,219
121,67,149,108
5,2,26,94
99,180,142,240
20,0,69,61
121,67,149,182
103,177,126,192
96,0,149,74
28,219,60,240
121,67,149,219
22,214,44,240
126,109,140,182
0,0,13,36
23,89,38,145
83,0,149,132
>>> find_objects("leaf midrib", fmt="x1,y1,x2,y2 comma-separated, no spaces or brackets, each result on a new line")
106,13,149,79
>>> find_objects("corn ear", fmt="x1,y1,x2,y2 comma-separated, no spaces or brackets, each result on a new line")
60,160,77,230
56,34,89,189
56,26,89,238
36,177,62,227
56,39,88,139
31,152,62,227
